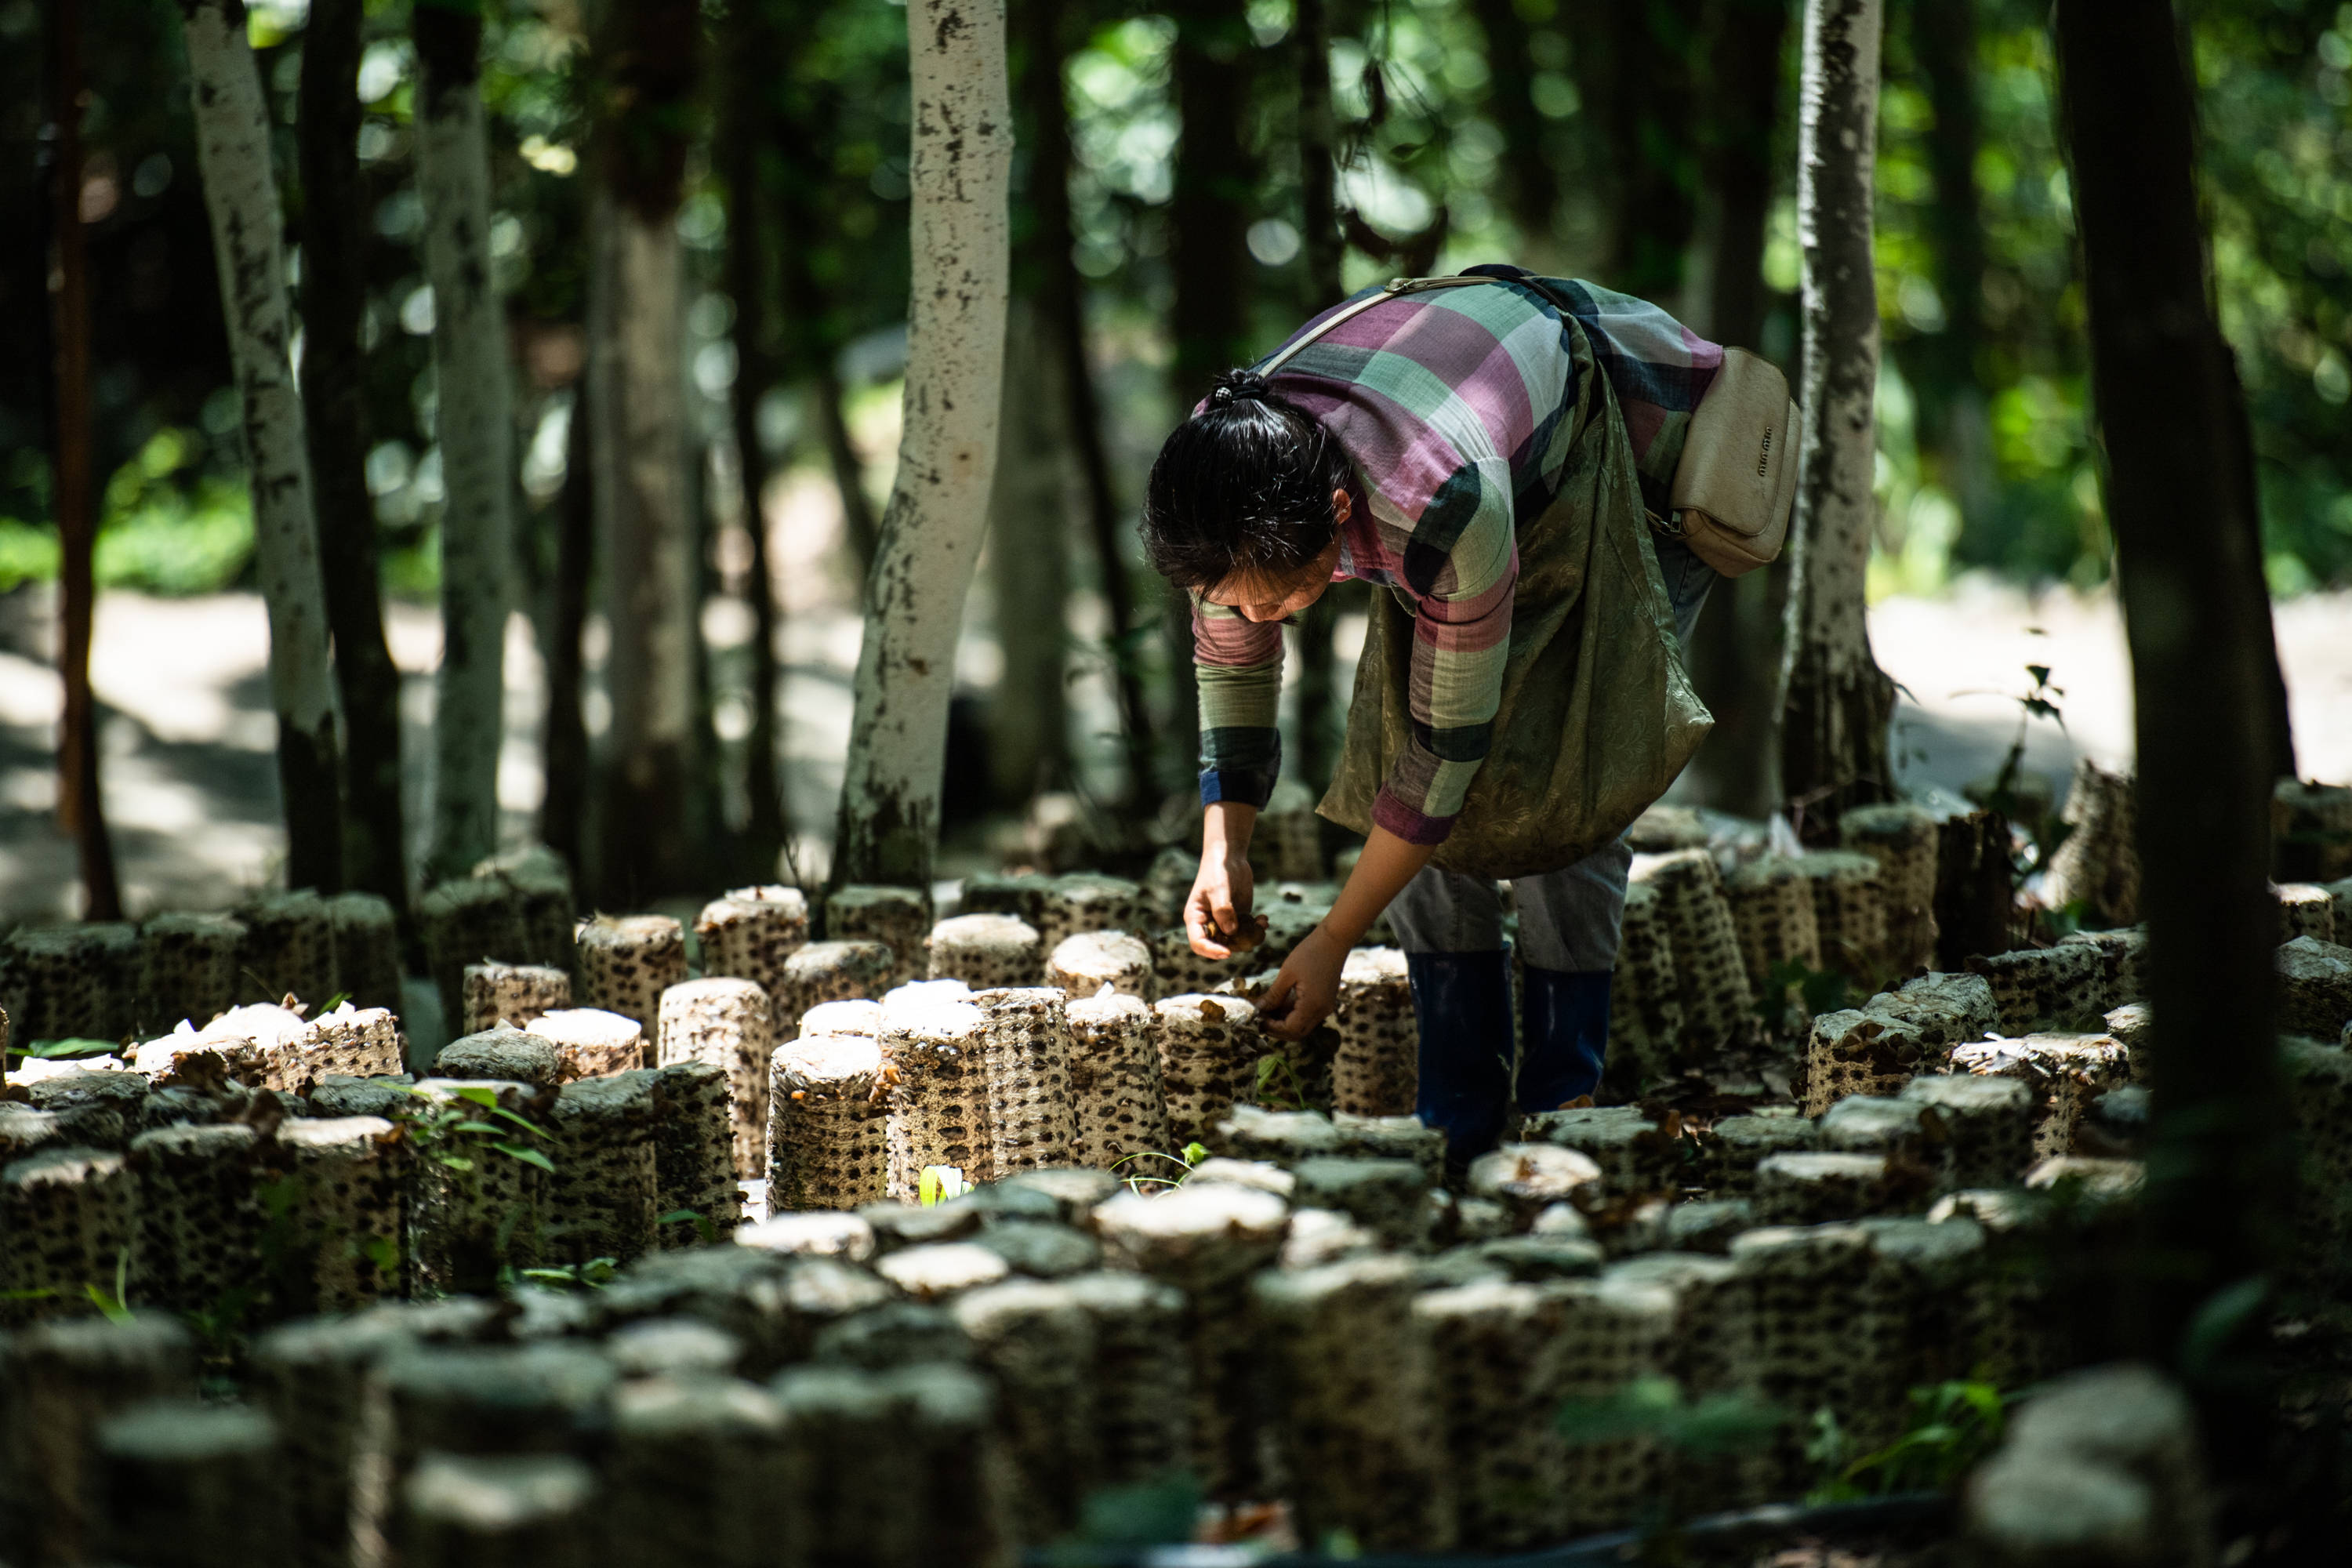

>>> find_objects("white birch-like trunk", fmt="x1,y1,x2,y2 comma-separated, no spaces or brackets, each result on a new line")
830,0,1012,887
1776,0,1894,833
180,0,344,886
587,193,698,887
416,47,514,881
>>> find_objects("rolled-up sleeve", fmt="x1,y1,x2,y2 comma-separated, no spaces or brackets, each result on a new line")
1193,594,1286,809
1370,459,1517,844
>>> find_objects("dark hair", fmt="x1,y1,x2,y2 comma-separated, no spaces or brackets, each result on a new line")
1140,368,1356,591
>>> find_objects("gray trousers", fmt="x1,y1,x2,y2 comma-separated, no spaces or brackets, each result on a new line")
1386,535,1719,972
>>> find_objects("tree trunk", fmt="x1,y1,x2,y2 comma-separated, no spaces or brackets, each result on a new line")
720,0,789,874
1910,0,1994,535
828,0,1012,887
1017,0,1155,805
587,0,702,903
1165,0,1256,803
985,303,1070,806
1292,0,1345,798
771,81,881,593
1570,0,1705,295
1775,0,1894,844
1469,0,1559,243
2216,347,2299,782
2053,0,2292,1381
181,0,345,891
46,0,121,920
540,382,593,875
1683,0,1792,817
299,0,406,913
415,2,515,884
815,370,880,587
1169,0,1254,397
1698,0,1790,351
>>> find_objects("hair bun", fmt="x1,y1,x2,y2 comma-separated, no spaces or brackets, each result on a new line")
1207,368,1272,408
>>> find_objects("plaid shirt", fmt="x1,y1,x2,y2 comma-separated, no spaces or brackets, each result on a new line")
1193,266,1722,844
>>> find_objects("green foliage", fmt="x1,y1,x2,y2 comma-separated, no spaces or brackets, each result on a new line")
918,1165,969,1207
659,1207,720,1246
1809,1378,2016,1502
1759,957,1850,1028
399,1083,555,1177
1556,1374,1786,1458
517,1257,619,1291
1108,1142,1210,1194
1038,1475,1202,1563
0,430,256,597
2178,1273,2272,1390
1252,1051,1312,1112
1974,659,2074,890
11,1038,124,1063
86,1251,133,1324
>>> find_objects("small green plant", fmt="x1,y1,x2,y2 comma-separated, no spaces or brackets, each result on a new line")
918,1166,969,1207
659,1207,720,1246
1757,957,1852,1031
1108,1142,1210,1194
1253,1051,1311,1112
1972,660,2074,877
517,1257,619,1291
401,1084,556,1176
10,1037,122,1064
1810,1377,2016,1501
1555,1374,1786,1458
85,1251,132,1323
1040,1475,1203,1565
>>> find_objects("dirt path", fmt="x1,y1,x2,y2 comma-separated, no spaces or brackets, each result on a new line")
0,576,2341,921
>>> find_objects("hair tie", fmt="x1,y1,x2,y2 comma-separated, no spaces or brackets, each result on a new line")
1207,369,1272,408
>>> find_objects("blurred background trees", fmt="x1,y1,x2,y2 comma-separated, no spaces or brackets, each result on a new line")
1,0,2347,901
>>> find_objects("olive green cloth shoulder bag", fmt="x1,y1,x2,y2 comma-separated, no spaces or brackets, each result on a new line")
1308,277,1718,879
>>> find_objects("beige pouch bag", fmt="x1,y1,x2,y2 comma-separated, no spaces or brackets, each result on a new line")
1656,346,1801,576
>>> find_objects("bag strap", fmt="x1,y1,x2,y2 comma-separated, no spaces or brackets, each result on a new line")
1257,275,1494,379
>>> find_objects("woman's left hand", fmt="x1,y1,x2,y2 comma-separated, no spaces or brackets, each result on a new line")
1257,927,1347,1041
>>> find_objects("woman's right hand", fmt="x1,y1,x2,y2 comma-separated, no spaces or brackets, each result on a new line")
1185,848,1263,959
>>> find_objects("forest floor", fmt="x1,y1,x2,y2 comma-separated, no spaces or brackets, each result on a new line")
0,572,2343,923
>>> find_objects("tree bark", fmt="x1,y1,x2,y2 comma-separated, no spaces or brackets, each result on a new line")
985,303,1070,805
815,370,880,586
1776,0,1894,844
1469,0,1559,242
587,0,702,903
829,0,1012,888
1683,0,1792,818
771,81,882,591
1699,0,1790,352
1016,0,1155,804
1570,0,1705,295
181,0,346,891
1293,0,1345,797
2216,347,2298,782
415,2,515,883
720,0,789,873
2053,0,2292,1378
46,0,121,920
540,382,593,875
1164,0,1255,803
299,0,406,912
1911,0,1994,536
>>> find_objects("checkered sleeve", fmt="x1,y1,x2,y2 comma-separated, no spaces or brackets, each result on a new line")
1192,593,1285,810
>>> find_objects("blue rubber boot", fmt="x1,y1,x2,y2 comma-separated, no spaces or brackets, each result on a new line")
1517,966,1613,1112
1405,949,1517,1173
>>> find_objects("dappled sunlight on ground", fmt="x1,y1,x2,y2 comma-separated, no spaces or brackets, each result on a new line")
0,575,2341,921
